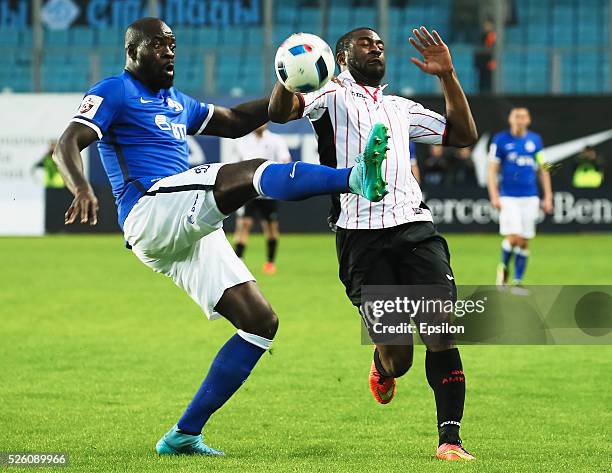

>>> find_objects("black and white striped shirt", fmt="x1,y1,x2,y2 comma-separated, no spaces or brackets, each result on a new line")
299,70,446,230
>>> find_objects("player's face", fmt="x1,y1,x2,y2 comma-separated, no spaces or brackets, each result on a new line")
136,23,176,90
508,108,531,131
346,30,386,84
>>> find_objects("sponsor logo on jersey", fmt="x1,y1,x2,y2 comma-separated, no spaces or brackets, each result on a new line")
155,114,187,140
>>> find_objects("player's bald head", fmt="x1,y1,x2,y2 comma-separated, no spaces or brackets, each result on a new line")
125,17,172,50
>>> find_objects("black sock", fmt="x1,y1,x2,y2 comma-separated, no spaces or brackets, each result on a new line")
266,238,277,263
235,243,245,258
373,348,392,378
425,348,465,445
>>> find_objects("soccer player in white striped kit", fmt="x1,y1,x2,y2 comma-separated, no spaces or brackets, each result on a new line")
270,26,478,460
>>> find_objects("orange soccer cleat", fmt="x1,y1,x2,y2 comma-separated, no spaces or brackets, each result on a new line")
369,359,396,404
262,262,277,275
435,443,476,461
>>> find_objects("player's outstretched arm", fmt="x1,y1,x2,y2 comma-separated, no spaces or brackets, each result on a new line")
53,122,100,225
204,98,270,138
268,81,302,123
409,26,477,148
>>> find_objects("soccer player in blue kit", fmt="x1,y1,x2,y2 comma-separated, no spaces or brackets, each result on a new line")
52,17,390,456
487,107,553,285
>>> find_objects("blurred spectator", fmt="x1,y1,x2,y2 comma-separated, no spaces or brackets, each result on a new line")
423,145,447,186
474,17,496,93
447,147,477,186
572,146,604,188
32,140,64,188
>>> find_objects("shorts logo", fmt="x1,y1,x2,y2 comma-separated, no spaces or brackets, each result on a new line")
77,95,103,119
193,165,210,174
187,193,199,225
413,207,423,215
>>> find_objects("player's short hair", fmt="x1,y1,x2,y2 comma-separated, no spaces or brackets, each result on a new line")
510,106,530,114
335,27,378,61
125,17,164,50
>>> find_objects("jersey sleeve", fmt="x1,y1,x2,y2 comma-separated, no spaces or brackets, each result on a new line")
183,94,215,135
71,77,125,139
406,101,447,144
298,82,338,121
534,133,545,167
488,133,504,163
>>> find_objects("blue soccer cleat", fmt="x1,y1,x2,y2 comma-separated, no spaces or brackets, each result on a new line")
155,424,225,456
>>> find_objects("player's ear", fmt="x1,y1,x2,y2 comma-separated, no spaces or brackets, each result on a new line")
336,51,346,67
126,44,137,61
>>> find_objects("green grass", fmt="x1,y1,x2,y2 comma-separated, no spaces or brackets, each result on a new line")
1,233,611,472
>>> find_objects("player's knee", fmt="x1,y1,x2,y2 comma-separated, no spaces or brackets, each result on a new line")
242,305,279,340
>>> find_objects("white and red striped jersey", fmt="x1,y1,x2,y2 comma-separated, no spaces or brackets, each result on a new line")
298,70,447,230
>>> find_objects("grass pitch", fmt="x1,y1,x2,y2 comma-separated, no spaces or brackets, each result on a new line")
1,233,611,472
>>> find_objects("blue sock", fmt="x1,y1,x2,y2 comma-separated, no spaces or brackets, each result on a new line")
501,239,513,267
256,162,351,200
177,331,271,434
514,248,529,282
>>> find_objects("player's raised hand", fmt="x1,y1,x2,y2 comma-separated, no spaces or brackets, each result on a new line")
409,27,454,76
65,187,99,226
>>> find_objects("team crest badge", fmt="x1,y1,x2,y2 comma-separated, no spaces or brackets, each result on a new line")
77,94,103,118
79,96,96,113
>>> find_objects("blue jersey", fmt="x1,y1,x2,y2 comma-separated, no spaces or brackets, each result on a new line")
490,130,543,197
409,141,417,164
72,70,214,228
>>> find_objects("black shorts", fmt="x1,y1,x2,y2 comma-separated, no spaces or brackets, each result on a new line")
336,221,456,307
241,199,279,223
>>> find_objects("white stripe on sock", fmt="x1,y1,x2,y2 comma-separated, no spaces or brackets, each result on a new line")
252,161,274,196
237,329,273,350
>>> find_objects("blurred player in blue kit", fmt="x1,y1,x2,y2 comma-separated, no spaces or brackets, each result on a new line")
487,107,553,285
52,17,389,456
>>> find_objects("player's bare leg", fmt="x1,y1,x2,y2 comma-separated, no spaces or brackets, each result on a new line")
369,344,413,404
234,216,253,258
261,220,279,274
216,281,279,339
497,233,520,285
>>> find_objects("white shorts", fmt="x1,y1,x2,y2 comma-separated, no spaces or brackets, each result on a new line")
499,196,540,239
123,164,255,320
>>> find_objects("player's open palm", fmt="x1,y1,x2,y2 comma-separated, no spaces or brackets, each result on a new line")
409,27,454,76
65,187,99,225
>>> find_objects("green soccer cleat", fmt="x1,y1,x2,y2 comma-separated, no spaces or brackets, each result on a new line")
155,425,225,456
349,123,390,202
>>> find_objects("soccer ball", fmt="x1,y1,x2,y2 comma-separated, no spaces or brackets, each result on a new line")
275,33,336,93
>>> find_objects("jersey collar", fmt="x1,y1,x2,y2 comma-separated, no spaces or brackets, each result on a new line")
123,69,170,99
337,70,388,102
